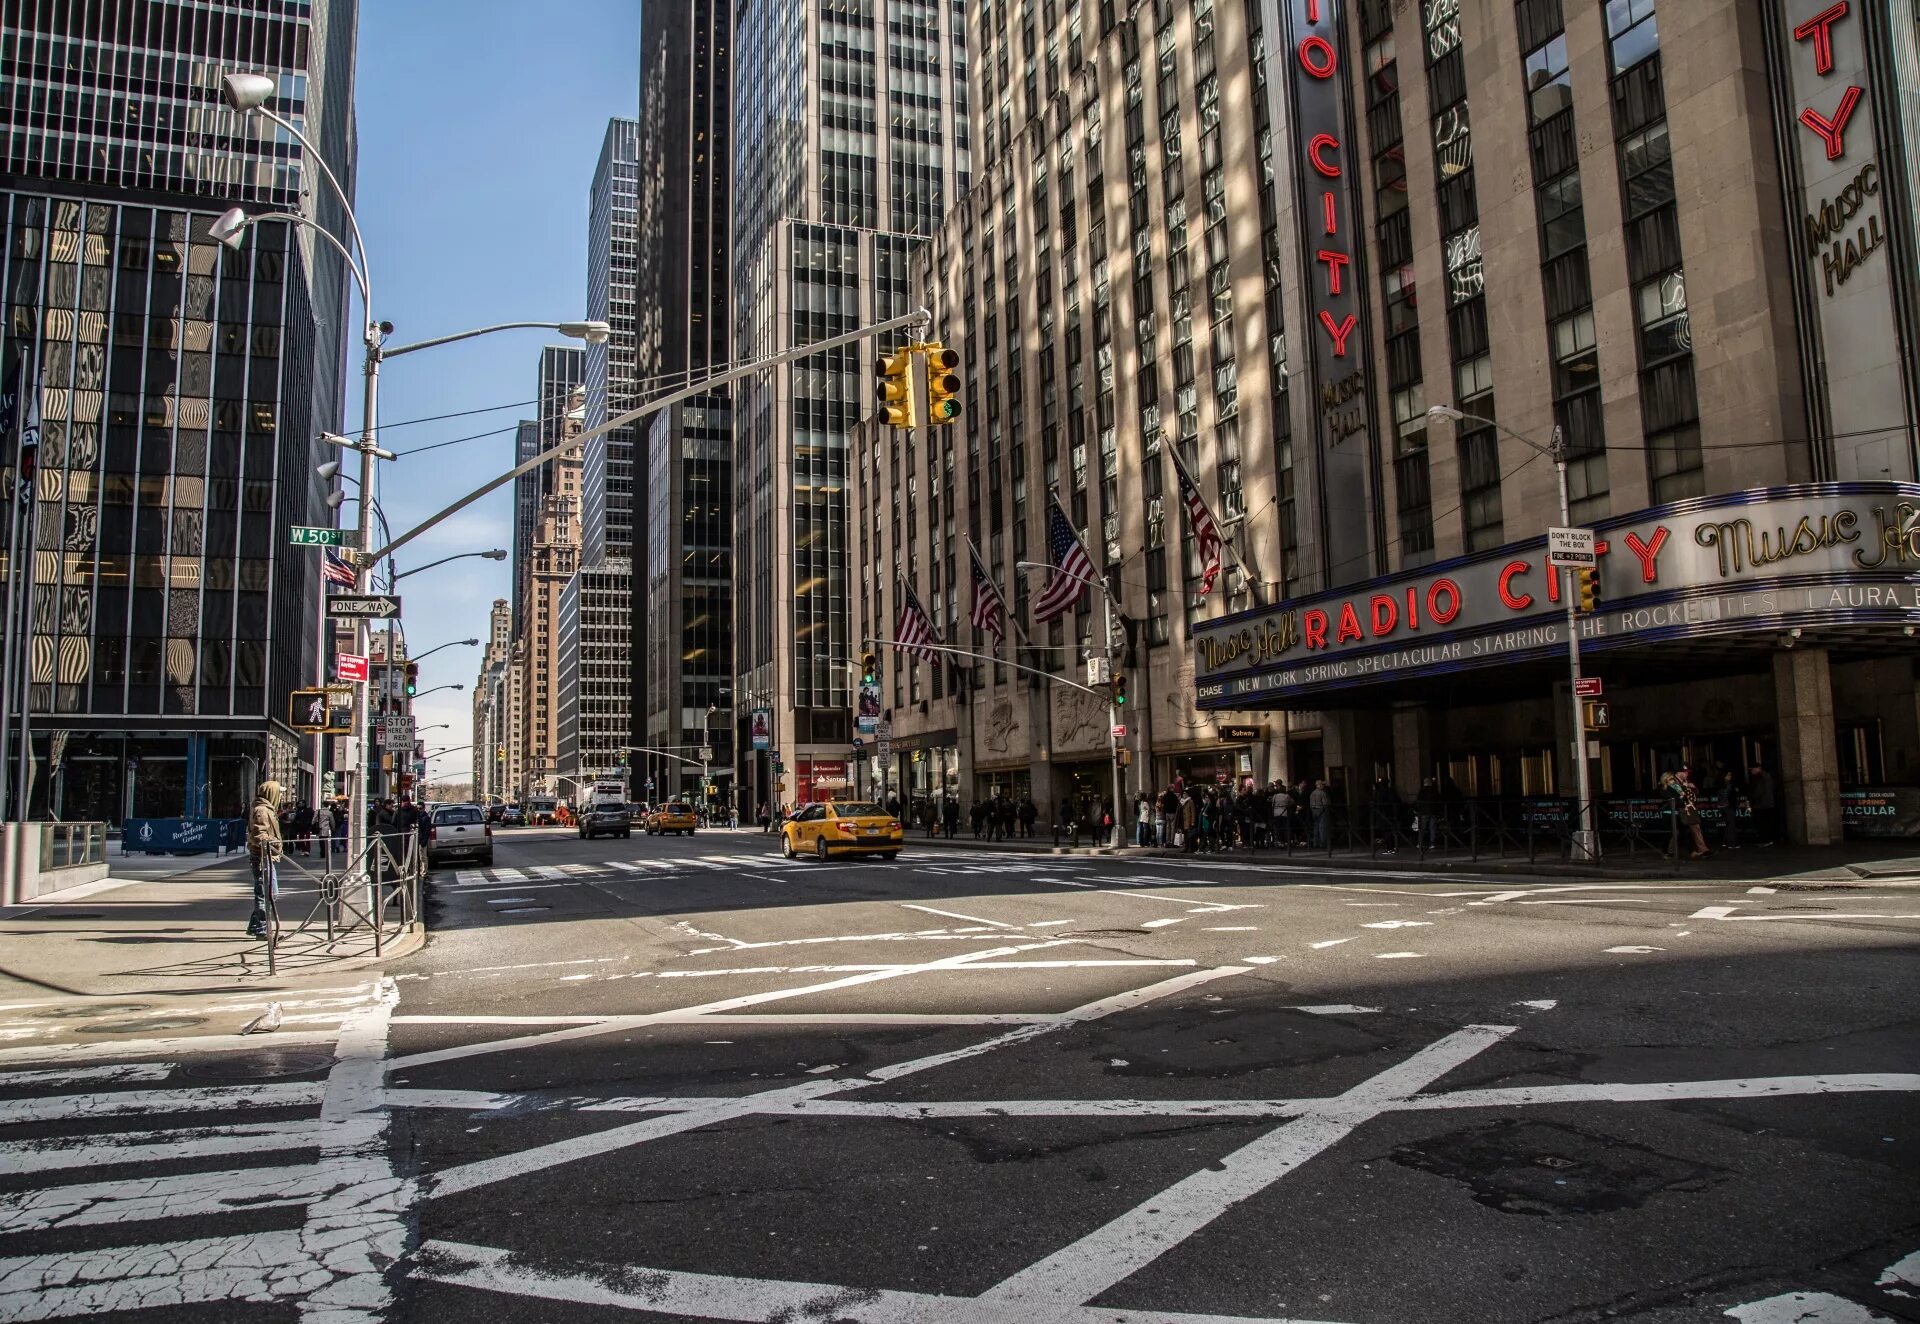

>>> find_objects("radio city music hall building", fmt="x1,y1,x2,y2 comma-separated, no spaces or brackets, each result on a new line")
1189,0,1920,845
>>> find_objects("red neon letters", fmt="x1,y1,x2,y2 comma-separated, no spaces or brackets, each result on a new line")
1307,134,1341,177
1298,35,1337,78
1800,84,1863,161
1317,310,1358,357
1792,2,1864,161
1792,1,1848,75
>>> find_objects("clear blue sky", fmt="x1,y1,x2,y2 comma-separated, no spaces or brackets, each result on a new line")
351,0,639,787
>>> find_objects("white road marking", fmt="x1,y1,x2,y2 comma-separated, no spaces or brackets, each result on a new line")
1036,877,1098,887
0,1082,321,1124
499,907,548,915
900,903,1019,929
485,866,528,881
484,897,537,906
1204,926,1258,932
1517,898,1656,905
446,882,571,894
605,860,645,872
1878,1250,1920,1291
426,965,1246,1199
1141,917,1185,929
1748,886,1778,894
974,1023,1517,1309
526,865,570,880
1374,952,1424,959
0,1119,321,1175
1360,920,1432,929
1692,905,1739,920
0,1229,322,1318
454,870,484,885
672,857,729,870
1295,1005,1382,1015
557,862,600,876
1030,920,1074,927
1690,904,1920,922
1514,999,1559,1011
700,856,747,867
1308,938,1355,949
391,941,1067,1072
1244,956,1281,965
1606,946,1665,953
0,1157,369,1233
1724,1292,1893,1321
413,1239,1350,1324
0,1028,343,1066
0,1062,171,1089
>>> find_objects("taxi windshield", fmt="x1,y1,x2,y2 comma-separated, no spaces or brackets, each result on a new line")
831,802,885,817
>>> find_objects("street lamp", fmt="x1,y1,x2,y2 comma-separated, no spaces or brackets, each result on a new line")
1427,404,1598,861
412,684,464,701
408,639,481,664
1015,560,1126,848
394,549,507,581
220,68,610,880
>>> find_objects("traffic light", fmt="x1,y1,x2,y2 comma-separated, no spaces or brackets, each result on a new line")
404,662,418,697
1575,568,1600,614
861,650,878,685
876,347,916,428
924,342,962,425
1111,672,1128,707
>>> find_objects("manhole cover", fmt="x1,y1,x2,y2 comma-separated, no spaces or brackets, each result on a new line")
1059,928,1150,938
183,1049,334,1080
75,1016,206,1035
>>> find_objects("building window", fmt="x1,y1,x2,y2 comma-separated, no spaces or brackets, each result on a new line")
1604,0,1659,74
1523,34,1571,124
1636,270,1690,364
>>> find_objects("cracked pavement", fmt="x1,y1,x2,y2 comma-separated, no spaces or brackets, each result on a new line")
1,827,1915,1320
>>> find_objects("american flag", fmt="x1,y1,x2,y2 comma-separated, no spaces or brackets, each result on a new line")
322,547,357,587
895,581,943,665
1175,459,1224,596
967,542,1007,649
1032,495,1096,623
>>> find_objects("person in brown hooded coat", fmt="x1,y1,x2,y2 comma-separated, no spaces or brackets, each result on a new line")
246,780,284,938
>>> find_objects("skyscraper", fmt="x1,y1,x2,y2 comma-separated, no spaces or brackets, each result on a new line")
0,0,359,820
582,120,639,567
730,0,970,812
514,346,583,636
638,0,733,808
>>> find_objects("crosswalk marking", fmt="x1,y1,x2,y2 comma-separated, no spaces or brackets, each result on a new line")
700,855,746,868
455,869,486,885
488,866,528,881
527,865,571,880
606,860,644,872
675,857,728,870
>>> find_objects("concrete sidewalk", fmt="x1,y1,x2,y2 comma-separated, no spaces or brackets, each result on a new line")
896,828,1920,882
0,853,423,1017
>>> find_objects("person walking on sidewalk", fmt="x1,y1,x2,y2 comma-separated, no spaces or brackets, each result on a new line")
313,801,335,862
245,780,284,939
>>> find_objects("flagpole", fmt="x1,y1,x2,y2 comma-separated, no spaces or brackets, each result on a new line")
1165,442,1265,605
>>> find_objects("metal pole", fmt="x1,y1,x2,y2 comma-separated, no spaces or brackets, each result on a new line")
1551,426,1599,863
14,488,37,817
1103,589,1124,849
0,434,19,820
348,345,379,889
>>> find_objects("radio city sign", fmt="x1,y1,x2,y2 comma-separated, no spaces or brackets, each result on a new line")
1194,483,1920,705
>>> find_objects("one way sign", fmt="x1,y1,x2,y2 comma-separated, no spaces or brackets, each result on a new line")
325,593,402,620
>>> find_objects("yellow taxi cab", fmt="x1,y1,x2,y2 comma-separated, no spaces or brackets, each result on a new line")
781,800,904,861
645,801,698,836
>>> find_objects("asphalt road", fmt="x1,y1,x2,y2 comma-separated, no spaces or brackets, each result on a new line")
3,826,1916,1321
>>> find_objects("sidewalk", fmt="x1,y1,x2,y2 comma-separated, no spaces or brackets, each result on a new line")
0,853,423,1017
898,829,1920,882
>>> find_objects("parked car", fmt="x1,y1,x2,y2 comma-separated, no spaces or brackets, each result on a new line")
646,802,698,836
427,803,493,868
781,801,903,861
579,800,634,840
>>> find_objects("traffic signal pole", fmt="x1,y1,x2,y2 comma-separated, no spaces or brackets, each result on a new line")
1550,425,1600,863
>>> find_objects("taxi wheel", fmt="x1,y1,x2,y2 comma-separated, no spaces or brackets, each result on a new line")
815,837,831,861
880,851,899,860
782,835,797,859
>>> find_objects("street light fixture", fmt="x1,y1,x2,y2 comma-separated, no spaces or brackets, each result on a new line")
407,639,481,664
412,684,464,700
393,550,507,581
1426,404,1598,861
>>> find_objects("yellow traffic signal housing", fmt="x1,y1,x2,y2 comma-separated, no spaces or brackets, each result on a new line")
1111,673,1128,706
876,347,916,428
924,343,962,424
860,650,878,684
1575,567,1600,613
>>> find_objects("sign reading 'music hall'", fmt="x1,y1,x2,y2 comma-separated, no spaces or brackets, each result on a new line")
1194,483,1920,707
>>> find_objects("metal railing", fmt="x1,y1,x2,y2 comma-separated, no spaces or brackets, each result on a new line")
260,829,424,976
39,822,107,871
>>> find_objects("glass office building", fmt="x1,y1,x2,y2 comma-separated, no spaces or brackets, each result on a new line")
0,0,358,822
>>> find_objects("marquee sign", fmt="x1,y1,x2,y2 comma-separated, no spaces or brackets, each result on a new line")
1193,482,1920,706
1767,0,1920,481
1280,0,1381,585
